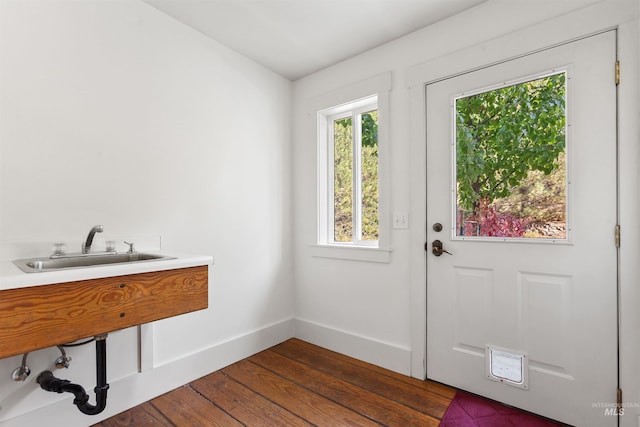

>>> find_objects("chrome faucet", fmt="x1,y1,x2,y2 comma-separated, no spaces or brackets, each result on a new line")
82,225,103,254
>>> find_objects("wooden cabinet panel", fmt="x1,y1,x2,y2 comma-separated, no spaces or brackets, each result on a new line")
0,266,208,359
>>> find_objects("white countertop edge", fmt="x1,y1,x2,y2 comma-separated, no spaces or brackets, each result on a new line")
0,252,214,291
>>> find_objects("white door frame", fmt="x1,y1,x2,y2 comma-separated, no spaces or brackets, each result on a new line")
407,4,634,382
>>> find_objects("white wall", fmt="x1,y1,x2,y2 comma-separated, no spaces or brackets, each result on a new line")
292,0,614,371
292,0,640,424
0,0,293,425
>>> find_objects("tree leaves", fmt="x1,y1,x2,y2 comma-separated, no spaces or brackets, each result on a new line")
361,112,378,149
456,73,566,215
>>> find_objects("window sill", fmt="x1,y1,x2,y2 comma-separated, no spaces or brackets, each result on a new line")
309,245,392,263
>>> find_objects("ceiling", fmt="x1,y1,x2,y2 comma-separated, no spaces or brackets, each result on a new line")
143,0,488,80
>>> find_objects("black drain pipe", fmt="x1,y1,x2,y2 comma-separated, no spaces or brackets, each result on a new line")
36,334,109,415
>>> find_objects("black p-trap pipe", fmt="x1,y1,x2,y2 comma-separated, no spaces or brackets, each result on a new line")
36,335,109,415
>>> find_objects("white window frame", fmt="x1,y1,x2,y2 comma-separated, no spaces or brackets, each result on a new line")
312,72,391,263
325,97,378,247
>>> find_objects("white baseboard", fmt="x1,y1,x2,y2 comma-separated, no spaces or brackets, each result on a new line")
0,318,295,427
293,318,411,376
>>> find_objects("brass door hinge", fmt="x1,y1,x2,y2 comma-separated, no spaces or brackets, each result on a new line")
615,224,621,248
617,387,622,413
615,61,620,85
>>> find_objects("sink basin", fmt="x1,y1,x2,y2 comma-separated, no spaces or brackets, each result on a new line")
13,253,175,273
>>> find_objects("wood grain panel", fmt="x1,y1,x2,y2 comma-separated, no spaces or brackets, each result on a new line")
0,265,208,358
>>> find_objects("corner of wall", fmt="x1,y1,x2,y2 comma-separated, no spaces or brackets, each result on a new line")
293,318,411,376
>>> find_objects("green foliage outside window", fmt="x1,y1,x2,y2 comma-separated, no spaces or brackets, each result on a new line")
334,117,353,242
455,73,566,238
334,111,379,242
361,111,379,240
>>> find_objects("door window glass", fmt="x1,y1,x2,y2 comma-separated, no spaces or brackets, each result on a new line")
454,72,567,240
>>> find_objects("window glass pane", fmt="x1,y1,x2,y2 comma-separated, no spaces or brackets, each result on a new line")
334,117,353,242
455,73,567,239
361,110,379,240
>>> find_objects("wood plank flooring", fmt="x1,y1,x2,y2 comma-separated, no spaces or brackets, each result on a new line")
92,338,455,426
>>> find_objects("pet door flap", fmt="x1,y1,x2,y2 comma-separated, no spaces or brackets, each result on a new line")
486,345,528,389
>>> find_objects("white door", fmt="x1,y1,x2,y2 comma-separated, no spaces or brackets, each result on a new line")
426,32,617,426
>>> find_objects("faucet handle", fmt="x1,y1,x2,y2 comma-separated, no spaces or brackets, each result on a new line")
51,243,67,256
105,240,116,252
124,241,135,253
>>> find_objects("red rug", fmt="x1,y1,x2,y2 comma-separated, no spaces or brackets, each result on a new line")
439,392,563,426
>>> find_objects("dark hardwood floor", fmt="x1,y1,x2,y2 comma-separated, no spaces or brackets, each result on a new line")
92,338,455,426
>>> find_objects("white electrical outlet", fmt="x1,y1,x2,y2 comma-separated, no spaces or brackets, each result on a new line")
393,212,409,229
